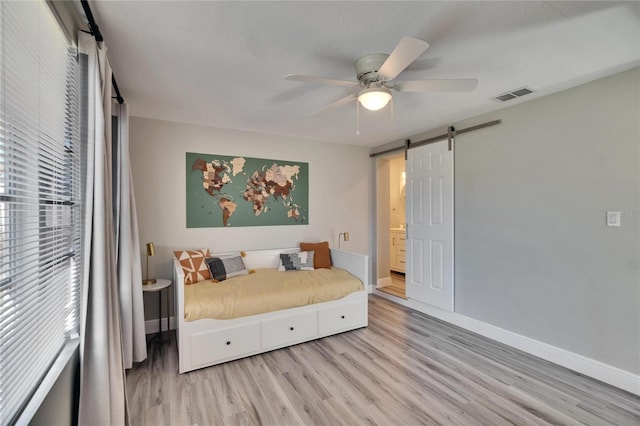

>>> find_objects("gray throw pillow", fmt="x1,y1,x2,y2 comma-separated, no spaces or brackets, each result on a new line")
205,255,248,281
279,251,315,271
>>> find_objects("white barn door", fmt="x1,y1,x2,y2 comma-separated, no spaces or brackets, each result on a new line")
405,140,454,311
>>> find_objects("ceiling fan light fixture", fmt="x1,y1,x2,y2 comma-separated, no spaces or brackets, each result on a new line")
358,87,392,111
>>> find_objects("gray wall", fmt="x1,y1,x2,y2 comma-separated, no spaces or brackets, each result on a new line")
452,68,639,373
373,67,639,374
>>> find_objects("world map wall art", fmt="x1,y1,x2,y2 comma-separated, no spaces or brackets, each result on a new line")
186,152,309,227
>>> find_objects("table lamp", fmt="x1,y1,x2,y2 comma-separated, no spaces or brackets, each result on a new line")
143,242,156,285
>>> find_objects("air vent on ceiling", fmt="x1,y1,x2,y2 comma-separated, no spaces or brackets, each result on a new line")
495,87,534,102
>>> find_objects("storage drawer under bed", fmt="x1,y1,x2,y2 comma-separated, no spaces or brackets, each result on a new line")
190,322,261,367
318,301,365,335
262,310,318,350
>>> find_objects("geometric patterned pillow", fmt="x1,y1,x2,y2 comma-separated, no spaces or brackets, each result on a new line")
173,249,211,284
279,251,315,271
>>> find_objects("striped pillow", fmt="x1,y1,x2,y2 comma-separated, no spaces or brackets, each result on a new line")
173,249,211,284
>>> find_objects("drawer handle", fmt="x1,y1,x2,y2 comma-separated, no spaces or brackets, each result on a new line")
341,315,345,319
226,341,231,346
289,327,294,331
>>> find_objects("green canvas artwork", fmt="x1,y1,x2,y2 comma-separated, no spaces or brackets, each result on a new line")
186,152,309,228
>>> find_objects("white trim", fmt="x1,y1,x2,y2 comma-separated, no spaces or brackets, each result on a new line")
377,276,392,288
373,290,640,396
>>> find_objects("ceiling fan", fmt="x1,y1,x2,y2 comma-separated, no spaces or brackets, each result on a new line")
285,37,478,114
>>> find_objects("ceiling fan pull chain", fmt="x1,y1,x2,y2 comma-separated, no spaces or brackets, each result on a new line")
356,101,361,136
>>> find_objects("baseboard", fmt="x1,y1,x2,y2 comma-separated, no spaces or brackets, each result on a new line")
145,316,177,334
377,276,392,288
372,290,640,396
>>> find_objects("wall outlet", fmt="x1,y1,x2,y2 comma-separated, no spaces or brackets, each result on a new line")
606,211,621,227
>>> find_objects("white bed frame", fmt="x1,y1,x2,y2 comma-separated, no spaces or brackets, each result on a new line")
173,248,369,374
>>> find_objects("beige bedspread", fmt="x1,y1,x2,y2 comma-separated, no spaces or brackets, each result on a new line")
184,267,363,321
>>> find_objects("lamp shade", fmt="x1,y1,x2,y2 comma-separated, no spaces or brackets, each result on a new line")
146,242,155,256
358,87,392,111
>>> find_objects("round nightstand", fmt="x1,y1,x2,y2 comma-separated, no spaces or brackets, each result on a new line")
142,278,172,341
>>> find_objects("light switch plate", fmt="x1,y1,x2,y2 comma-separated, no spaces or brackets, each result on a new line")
606,211,621,227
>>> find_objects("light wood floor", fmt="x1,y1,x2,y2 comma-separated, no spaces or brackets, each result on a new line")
127,296,640,426
378,272,406,299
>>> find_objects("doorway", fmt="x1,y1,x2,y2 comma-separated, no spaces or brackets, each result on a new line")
375,154,407,299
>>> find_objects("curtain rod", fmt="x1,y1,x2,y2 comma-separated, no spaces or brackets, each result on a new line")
369,119,501,158
80,0,124,104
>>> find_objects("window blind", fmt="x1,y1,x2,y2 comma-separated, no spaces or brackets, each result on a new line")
0,1,82,424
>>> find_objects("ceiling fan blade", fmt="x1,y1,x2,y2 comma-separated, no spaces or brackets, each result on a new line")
378,37,430,81
285,74,358,87
394,79,479,92
312,93,357,116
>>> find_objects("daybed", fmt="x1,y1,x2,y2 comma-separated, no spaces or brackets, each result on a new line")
173,247,369,373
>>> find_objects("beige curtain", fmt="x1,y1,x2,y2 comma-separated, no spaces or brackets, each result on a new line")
77,32,129,426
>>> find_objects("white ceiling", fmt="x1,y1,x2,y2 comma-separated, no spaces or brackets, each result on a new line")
87,1,640,147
